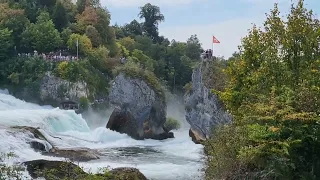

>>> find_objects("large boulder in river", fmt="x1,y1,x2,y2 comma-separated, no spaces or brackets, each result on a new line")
108,73,169,140
107,107,140,139
184,62,232,142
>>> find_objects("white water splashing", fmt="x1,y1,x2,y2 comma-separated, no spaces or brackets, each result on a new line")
0,90,204,180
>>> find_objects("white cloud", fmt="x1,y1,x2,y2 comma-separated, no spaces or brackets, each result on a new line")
100,0,199,7
159,17,264,59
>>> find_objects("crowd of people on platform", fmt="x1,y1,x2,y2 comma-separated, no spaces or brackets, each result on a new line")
201,49,213,60
18,50,79,62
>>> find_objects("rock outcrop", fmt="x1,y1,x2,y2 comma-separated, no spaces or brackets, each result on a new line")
11,126,100,162
24,160,148,180
46,147,101,162
108,73,171,140
189,128,205,144
110,167,148,180
184,62,232,142
39,72,88,103
24,160,87,179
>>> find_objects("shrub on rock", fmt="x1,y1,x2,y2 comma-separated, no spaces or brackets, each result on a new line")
164,117,180,132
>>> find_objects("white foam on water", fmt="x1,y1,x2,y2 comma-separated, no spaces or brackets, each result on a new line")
0,90,204,179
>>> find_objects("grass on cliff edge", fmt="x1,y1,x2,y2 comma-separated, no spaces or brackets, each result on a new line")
113,61,166,103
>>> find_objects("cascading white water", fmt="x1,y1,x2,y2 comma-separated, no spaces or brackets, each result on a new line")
0,90,204,180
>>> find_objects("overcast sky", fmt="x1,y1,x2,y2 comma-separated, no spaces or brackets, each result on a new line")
100,0,320,58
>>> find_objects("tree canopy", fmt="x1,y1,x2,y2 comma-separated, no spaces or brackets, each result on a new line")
139,3,165,43
205,1,320,179
0,1,204,99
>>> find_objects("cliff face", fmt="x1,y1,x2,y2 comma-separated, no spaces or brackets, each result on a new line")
184,62,231,140
107,73,169,140
39,72,88,103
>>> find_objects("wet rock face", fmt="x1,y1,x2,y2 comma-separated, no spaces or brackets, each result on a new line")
184,62,232,140
108,74,170,140
39,72,88,102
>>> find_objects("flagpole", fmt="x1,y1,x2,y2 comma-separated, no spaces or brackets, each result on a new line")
76,39,79,60
212,34,214,58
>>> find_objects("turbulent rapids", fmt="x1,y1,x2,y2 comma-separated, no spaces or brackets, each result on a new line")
0,89,204,180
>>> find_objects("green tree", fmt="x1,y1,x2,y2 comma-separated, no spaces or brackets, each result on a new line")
60,0,77,23
94,7,111,45
15,0,40,22
76,0,87,13
0,28,13,60
105,26,118,57
75,6,99,32
77,0,100,13
118,37,135,52
186,34,203,60
21,12,62,53
52,0,68,31
130,49,155,71
88,45,110,75
38,0,57,8
67,33,92,56
138,3,164,42
205,1,320,179
122,20,143,37
16,0,56,22
61,27,72,47
133,35,153,54
113,24,125,39
85,25,101,47
283,1,319,86
165,41,191,90
2,15,30,52
0,3,29,52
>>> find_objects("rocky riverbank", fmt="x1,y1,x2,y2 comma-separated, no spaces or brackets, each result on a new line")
7,126,148,179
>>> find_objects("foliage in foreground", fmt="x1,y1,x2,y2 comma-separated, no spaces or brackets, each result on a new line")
0,153,27,180
0,152,143,180
205,1,320,179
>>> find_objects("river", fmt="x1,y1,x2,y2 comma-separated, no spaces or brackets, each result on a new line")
0,89,204,180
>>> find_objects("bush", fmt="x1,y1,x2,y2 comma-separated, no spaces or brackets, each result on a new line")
164,117,181,132
79,96,89,111
183,82,192,94
0,152,27,180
